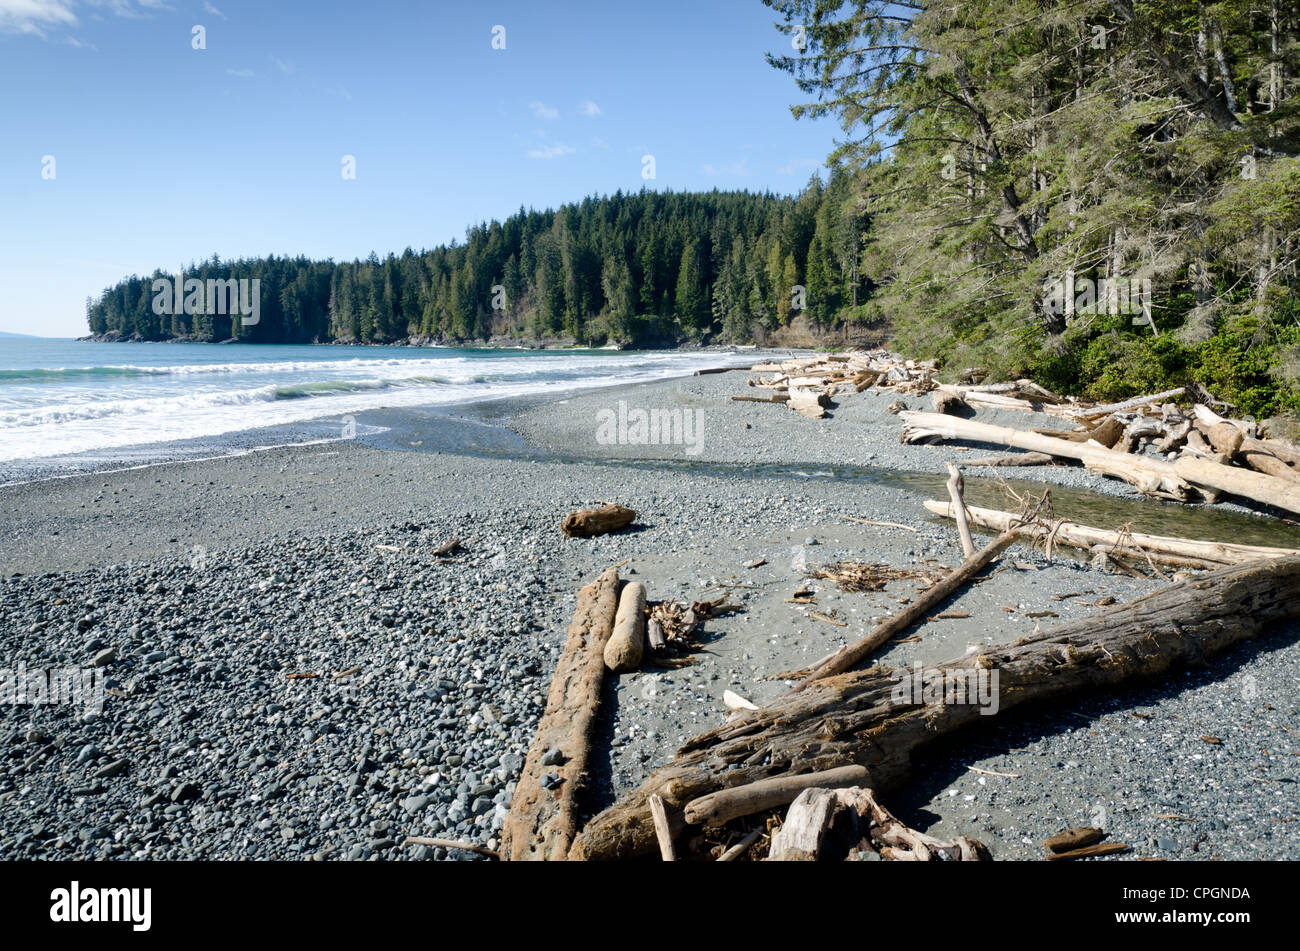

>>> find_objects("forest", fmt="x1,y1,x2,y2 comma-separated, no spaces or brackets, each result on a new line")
764,0,1300,417
87,0,1300,417
84,182,870,351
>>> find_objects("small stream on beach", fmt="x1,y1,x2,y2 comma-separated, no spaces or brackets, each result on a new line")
618,459,1300,548
358,410,1300,550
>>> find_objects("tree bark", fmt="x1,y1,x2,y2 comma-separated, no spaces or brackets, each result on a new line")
502,567,620,860
569,556,1300,861
562,505,636,538
923,499,1298,566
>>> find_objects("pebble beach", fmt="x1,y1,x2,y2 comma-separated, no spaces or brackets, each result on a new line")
2,370,1298,861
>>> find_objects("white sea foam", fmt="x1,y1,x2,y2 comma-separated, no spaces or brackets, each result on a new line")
0,344,755,463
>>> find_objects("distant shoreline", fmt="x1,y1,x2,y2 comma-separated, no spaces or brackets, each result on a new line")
73,330,762,352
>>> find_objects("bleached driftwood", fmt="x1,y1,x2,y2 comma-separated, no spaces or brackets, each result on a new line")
569,556,1300,861
900,411,1195,501
683,765,870,827
923,500,1299,567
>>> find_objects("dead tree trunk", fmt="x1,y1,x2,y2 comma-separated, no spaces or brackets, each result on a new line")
561,505,636,538
569,556,1300,860
502,567,620,860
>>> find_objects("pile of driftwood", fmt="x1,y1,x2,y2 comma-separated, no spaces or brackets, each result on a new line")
903,401,1300,516
497,360,1300,861
648,597,740,657
568,554,1300,860
738,350,937,418
738,349,1300,494
499,569,743,860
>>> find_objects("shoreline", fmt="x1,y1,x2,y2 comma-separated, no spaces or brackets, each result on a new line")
0,346,777,487
1,370,1297,861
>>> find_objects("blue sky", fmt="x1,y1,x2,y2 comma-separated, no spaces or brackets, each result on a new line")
0,0,839,337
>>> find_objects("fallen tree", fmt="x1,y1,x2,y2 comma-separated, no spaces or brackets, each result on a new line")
923,500,1300,567
568,555,1300,860
899,411,1194,501
902,411,1300,516
502,567,621,860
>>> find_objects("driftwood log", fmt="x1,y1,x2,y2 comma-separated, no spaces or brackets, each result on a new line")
1172,455,1300,517
900,411,1194,500
1066,387,1186,420
603,581,647,673
903,411,1300,515
923,500,1300,567
561,504,636,538
964,451,1064,468
684,764,869,827
945,463,976,558
501,567,621,860
789,528,1019,691
568,555,1300,860
767,787,990,861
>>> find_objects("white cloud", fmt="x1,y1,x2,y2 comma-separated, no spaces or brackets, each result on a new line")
702,160,751,177
85,0,171,18
271,55,294,73
528,100,558,120
591,136,609,150
527,143,576,160
779,157,822,175
0,0,170,35
578,99,601,117
0,0,78,36
225,67,254,78
202,0,224,17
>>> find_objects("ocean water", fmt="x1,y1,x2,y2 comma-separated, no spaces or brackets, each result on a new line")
0,338,756,467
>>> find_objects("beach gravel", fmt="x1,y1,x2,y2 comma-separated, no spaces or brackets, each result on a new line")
0,370,1296,860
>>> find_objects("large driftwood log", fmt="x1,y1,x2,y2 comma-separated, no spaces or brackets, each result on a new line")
923,500,1300,567
683,765,870,827
903,411,1300,515
501,567,621,860
900,411,1194,500
561,504,636,538
568,556,1300,860
1172,455,1300,517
